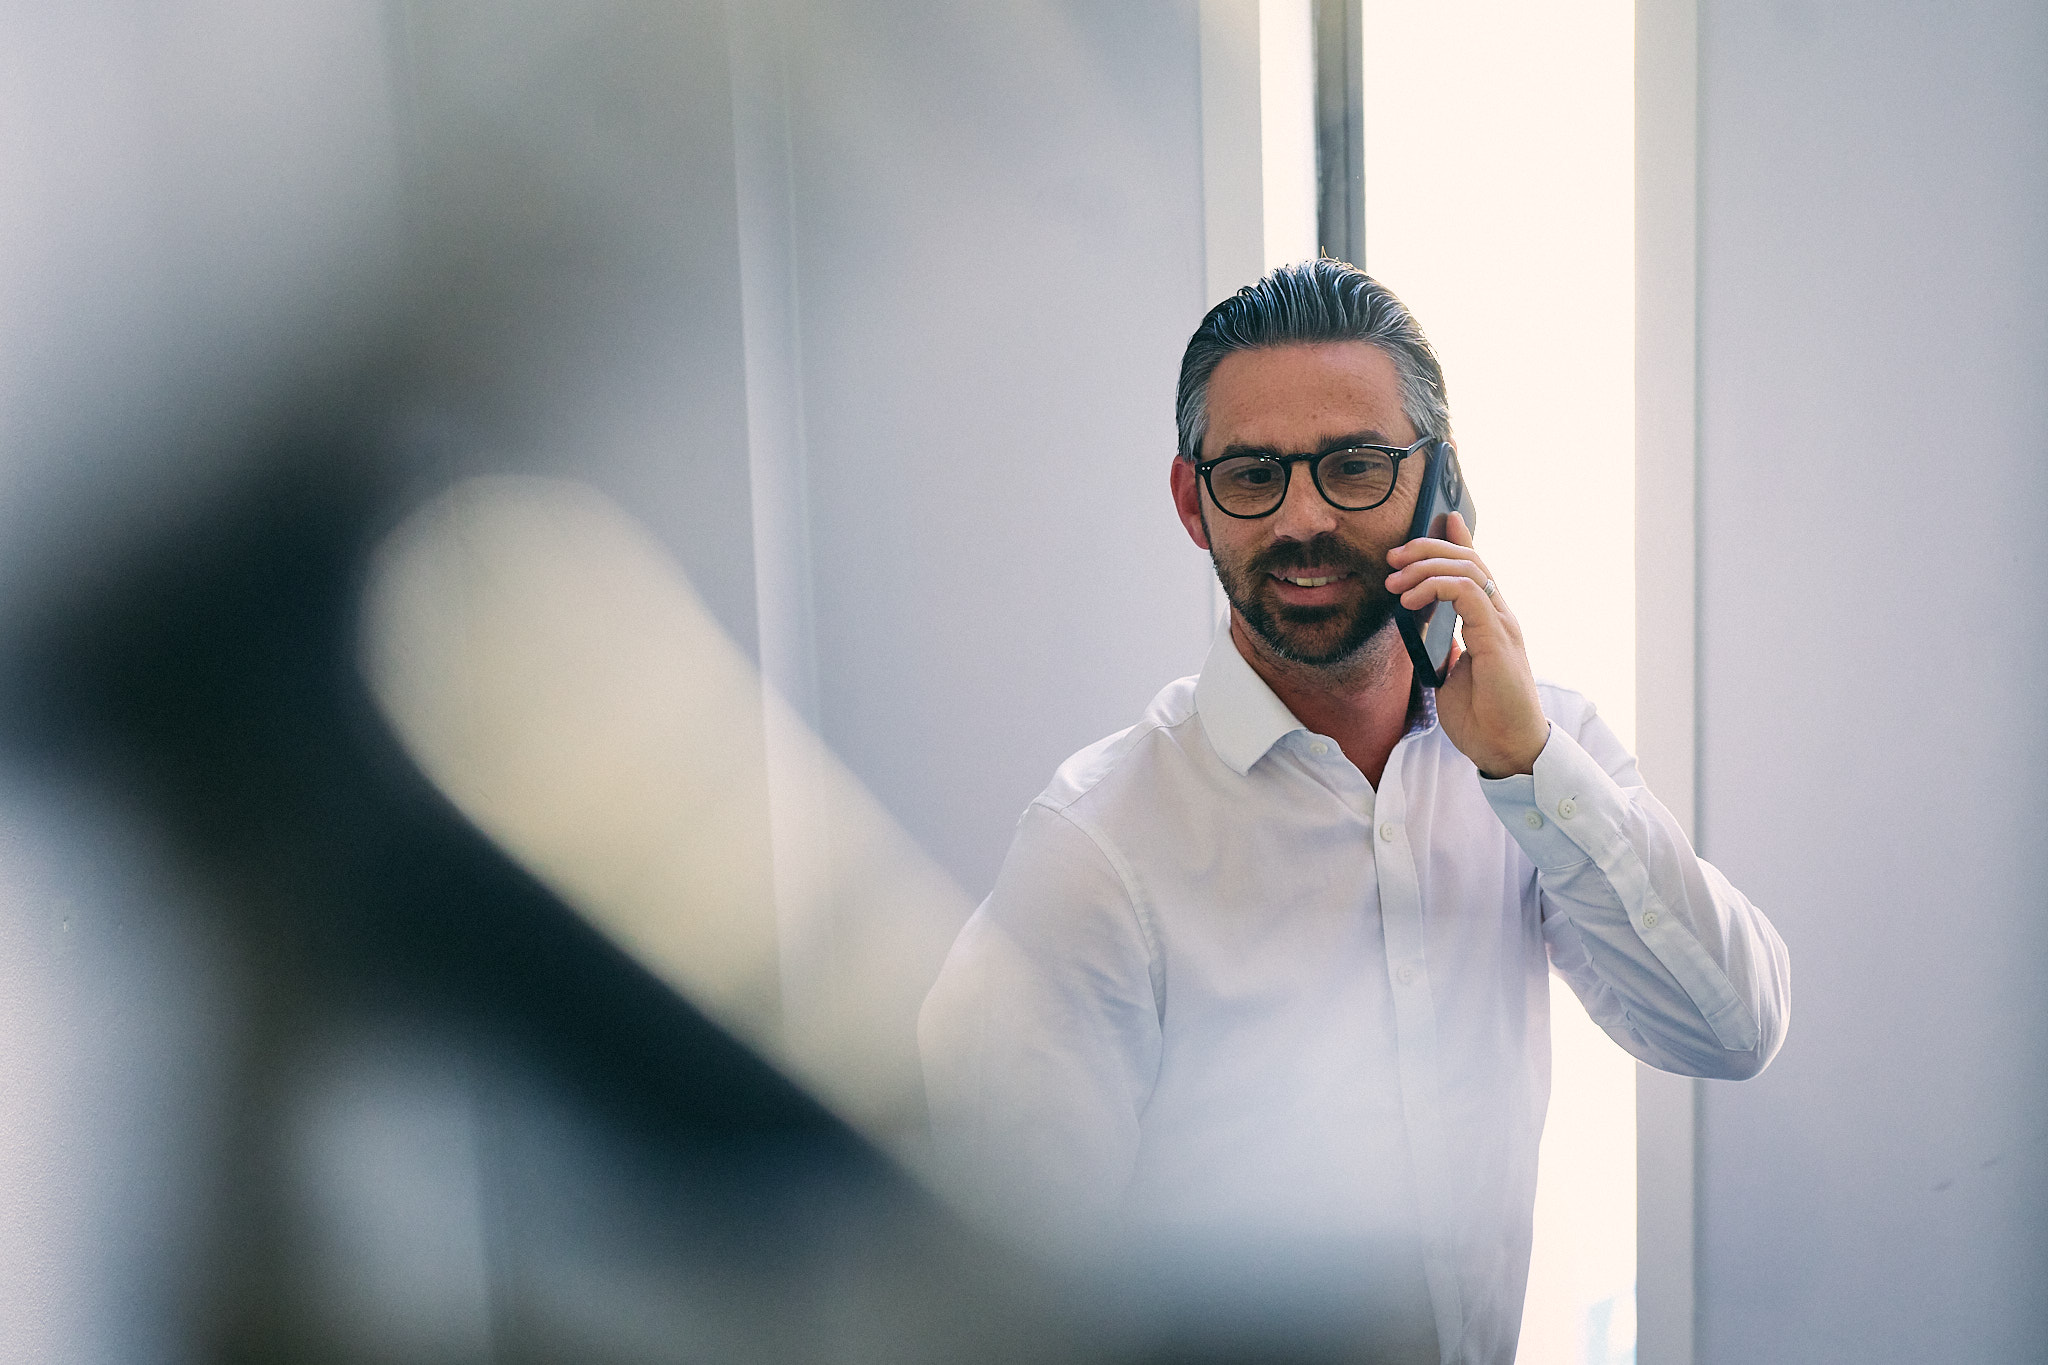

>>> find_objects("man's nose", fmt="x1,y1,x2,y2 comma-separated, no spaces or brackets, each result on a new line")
1268,464,1341,541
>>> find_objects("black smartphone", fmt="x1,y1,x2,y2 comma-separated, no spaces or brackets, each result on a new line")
1393,440,1478,689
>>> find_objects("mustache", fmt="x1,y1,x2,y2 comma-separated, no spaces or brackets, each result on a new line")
1250,534,1381,579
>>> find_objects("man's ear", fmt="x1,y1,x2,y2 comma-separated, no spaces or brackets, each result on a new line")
1170,457,1211,551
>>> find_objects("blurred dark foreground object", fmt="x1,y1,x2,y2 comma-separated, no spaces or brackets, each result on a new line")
0,408,1425,1364
0,2,1434,1356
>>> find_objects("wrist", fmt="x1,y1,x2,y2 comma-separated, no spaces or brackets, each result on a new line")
1476,722,1549,780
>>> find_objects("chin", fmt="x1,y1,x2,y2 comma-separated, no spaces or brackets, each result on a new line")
1254,600,1396,669
1270,617,1346,656
1265,619,1364,666
1272,636,1366,668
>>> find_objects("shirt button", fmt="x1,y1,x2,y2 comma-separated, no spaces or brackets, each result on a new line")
1642,910,1659,928
1557,796,1578,820
1310,741,1329,757
1379,822,1396,842
1524,810,1544,830
1398,964,1416,985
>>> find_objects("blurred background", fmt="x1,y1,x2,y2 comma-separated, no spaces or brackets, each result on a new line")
0,2,2042,1363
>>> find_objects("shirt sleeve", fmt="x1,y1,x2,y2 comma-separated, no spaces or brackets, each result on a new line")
1478,707,1790,1079
917,800,1163,1242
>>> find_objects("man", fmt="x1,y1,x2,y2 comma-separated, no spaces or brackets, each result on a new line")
918,260,1789,1363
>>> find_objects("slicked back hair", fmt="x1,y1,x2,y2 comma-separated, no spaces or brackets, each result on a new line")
1175,259,1451,463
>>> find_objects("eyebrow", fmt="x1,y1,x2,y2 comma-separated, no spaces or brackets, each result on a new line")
1210,430,1402,460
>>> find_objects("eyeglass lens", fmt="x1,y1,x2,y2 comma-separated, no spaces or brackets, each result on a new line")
1207,448,1398,516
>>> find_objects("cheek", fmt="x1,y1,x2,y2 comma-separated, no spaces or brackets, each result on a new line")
1204,519,1262,564
1354,507,1411,554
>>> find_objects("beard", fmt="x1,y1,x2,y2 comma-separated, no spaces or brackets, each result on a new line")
1210,529,1399,668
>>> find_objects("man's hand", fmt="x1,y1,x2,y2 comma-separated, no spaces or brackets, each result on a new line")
1384,512,1549,778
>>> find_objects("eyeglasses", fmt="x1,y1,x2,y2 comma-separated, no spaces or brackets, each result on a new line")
1193,437,1433,519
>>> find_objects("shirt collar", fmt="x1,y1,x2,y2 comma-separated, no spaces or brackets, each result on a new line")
1195,627,1309,776
1194,624,1441,777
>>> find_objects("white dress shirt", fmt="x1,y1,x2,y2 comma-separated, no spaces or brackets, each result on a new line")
918,629,1789,1364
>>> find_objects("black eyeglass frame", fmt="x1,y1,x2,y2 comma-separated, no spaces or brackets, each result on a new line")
1192,436,1435,519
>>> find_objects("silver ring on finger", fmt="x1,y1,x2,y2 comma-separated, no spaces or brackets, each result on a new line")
1480,578,1499,600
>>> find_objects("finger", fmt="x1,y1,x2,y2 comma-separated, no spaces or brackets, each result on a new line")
1396,574,1487,614
1385,536,1480,567
1394,574,1521,651
1385,555,1490,594
1388,552,1516,633
1444,510,1475,548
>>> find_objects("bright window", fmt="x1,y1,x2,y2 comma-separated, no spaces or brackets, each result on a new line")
1357,4,1639,1363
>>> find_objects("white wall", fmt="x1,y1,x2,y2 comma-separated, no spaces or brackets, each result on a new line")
762,0,1217,896
1694,4,2048,1360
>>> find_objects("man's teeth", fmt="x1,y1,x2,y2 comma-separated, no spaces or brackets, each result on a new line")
1282,575,1338,587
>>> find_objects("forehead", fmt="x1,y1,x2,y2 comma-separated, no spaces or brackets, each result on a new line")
1202,341,1413,456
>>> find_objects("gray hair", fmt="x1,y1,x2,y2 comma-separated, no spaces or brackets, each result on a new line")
1175,259,1451,462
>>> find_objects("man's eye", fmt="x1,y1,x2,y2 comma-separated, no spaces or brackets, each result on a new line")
1227,464,1277,486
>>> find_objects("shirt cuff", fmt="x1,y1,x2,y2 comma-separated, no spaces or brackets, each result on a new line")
1478,721,1625,872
